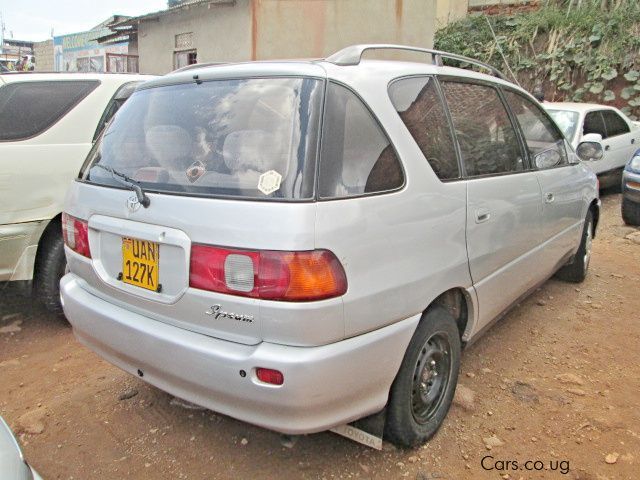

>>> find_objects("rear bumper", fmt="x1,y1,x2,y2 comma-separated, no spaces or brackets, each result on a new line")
61,274,419,434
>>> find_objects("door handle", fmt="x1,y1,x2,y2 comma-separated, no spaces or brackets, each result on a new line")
604,145,610,151
632,138,636,144
475,208,491,223
545,192,555,203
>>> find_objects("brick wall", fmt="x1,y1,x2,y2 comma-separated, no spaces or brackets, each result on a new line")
469,0,530,6
469,0,540,15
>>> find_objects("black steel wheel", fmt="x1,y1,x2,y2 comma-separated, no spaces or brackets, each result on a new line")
385,306,461,448
411,332,453,425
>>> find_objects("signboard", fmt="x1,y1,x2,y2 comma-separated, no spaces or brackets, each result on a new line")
53,27,129,72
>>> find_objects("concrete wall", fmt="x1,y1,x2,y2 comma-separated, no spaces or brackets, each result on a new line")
138,1,252,74
252,0,436,60
137,0,437,75
33,40,54,71
436,0,468,29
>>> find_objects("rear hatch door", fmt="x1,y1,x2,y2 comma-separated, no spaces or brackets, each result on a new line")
67,73,325,346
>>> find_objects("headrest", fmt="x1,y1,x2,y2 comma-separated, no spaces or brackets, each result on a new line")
145,125,192,169
223,130,277,172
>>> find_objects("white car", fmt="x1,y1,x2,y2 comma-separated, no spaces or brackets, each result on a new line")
545,102,640,187
0,72,154,312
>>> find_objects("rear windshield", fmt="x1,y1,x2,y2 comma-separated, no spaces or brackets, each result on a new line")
84,77,323,200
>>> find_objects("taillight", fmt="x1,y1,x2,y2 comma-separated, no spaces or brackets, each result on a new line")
189,246,347,302
62,213,91,258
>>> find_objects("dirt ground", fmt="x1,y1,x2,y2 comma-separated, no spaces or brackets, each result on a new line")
1,192,639,480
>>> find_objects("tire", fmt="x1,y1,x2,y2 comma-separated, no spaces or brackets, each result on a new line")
556,211,593,283
34,232,67,314
385,306,461,448
622,197,640,226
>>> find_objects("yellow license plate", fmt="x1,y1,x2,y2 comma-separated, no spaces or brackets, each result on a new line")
121,237,159,291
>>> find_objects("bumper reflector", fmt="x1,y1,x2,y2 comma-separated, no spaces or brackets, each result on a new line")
256,368,284,386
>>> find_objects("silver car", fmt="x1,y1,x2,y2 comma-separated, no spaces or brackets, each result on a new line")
622,149,640,225
61,45,601,447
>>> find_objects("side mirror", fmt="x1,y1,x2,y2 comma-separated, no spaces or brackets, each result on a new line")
534,149,562,169
576,133,604,162
582,133,603,143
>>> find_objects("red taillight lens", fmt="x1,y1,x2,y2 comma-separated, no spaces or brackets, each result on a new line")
190,245,260,295
256,368,284,386
189,246,347,302
62,213,91,258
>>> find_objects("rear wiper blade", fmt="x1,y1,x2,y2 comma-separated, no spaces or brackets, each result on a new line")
93,164,150,208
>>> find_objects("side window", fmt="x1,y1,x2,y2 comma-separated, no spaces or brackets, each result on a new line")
388,77,460,180
503,90,568,169
319,83,404,198
441,81,525,177
93,81,142,142
0,80,99,141
602,110,630,138
583,111,607,138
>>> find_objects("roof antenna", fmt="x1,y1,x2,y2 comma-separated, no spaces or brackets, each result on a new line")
484,16,521,87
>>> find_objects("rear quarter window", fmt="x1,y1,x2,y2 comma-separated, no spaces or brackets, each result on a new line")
0,80,99,141
319,82,404,198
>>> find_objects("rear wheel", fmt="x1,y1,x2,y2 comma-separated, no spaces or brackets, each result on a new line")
385,306,460,448
622,197,640,226
556,211,593,283
34,233,66,314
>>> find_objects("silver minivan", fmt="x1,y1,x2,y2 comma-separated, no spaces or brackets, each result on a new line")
61,45,601,447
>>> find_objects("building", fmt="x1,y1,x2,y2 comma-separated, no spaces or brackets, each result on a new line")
0,39,34,69
107,0,444,75
53,16,139,73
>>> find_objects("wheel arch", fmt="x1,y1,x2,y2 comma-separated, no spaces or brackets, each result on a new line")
33,213,63,283
424,287,474,344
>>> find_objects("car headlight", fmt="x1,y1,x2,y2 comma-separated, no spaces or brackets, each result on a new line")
628,150,640,173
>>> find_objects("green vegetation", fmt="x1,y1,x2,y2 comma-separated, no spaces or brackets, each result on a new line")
434,0,640,118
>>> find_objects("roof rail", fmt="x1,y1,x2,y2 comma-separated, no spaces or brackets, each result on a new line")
325,44,507,80
170,62,227,74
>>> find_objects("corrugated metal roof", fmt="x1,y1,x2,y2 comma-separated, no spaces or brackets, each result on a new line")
112,0,236,27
